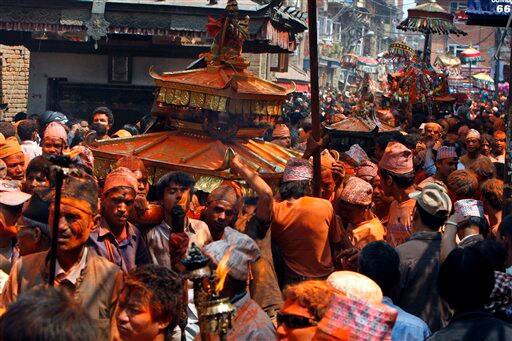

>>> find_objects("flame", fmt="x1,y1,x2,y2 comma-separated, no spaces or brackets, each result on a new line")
215,246,233,293
178,190,190,211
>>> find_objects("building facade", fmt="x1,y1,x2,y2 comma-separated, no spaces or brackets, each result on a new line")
0,0,306,125
431,0,494,75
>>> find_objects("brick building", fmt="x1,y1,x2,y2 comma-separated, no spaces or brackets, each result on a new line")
0,0,305,126
0,45,30,120
431,0,494,75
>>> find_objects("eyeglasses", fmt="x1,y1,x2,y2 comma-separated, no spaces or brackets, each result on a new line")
276,313,318,329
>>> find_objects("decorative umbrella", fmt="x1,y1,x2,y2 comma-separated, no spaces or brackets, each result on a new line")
388,41,416,60
342,53,359,68
397,0,466,63
434,53,461,69
459,46,483,78
472,72,494,90
356,56,379,74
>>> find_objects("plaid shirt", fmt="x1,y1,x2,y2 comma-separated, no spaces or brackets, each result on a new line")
486,271,512,319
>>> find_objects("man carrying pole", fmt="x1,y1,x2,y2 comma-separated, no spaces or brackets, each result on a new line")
1,169,123,339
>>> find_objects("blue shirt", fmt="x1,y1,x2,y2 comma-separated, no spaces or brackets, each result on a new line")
87,219,150,273
383,296,432,341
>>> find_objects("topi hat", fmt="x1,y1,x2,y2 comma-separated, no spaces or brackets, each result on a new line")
378,142,413,174
409,182,452,217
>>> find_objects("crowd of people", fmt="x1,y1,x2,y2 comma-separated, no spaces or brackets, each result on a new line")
0,89,509,341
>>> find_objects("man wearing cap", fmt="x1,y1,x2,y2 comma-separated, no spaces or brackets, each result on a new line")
0,180,31,269
202,227,276,340
41,122,67,156
269,158,344,287
2,171,123,338
271,123,291,148
459,129,486,169
394,183,452,332
16,189,51,257
202,185,239,242
336,177,385,250
0,136,25,181
378,142,417,247
440,199,489,262
418,146,458,189
115,156,151,221
88,167,150,272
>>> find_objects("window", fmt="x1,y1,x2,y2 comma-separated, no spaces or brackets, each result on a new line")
270,54,289,73
450,1,467,13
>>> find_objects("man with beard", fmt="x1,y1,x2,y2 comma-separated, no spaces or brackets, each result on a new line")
88,167,150,272
419,146,458,189
0,135,25,181
2,170,123,338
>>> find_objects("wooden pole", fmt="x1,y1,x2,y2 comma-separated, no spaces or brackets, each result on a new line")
423,33,432,63
307,0,322,197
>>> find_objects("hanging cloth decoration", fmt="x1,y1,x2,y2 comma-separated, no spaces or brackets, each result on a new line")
397,0,466,36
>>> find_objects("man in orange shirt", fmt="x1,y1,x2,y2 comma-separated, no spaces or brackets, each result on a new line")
270,158,344,287
336,177,385,250
378,142,417,247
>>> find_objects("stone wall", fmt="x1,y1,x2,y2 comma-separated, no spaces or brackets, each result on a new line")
0,45,30,121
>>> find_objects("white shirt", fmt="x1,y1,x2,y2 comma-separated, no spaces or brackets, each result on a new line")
55,248,88,286
20,140,42,162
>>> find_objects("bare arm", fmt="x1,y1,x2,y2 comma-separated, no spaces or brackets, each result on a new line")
440,222,458,263
230,155,273,223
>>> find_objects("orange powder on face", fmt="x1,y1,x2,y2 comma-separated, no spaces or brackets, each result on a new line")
59,197,94,217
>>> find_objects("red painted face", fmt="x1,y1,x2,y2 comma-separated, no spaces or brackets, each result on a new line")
49,198,94,252
133,170,149,198
102,188,135,230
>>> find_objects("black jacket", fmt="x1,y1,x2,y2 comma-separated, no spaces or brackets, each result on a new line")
428,310,512,341
393,231,452,332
